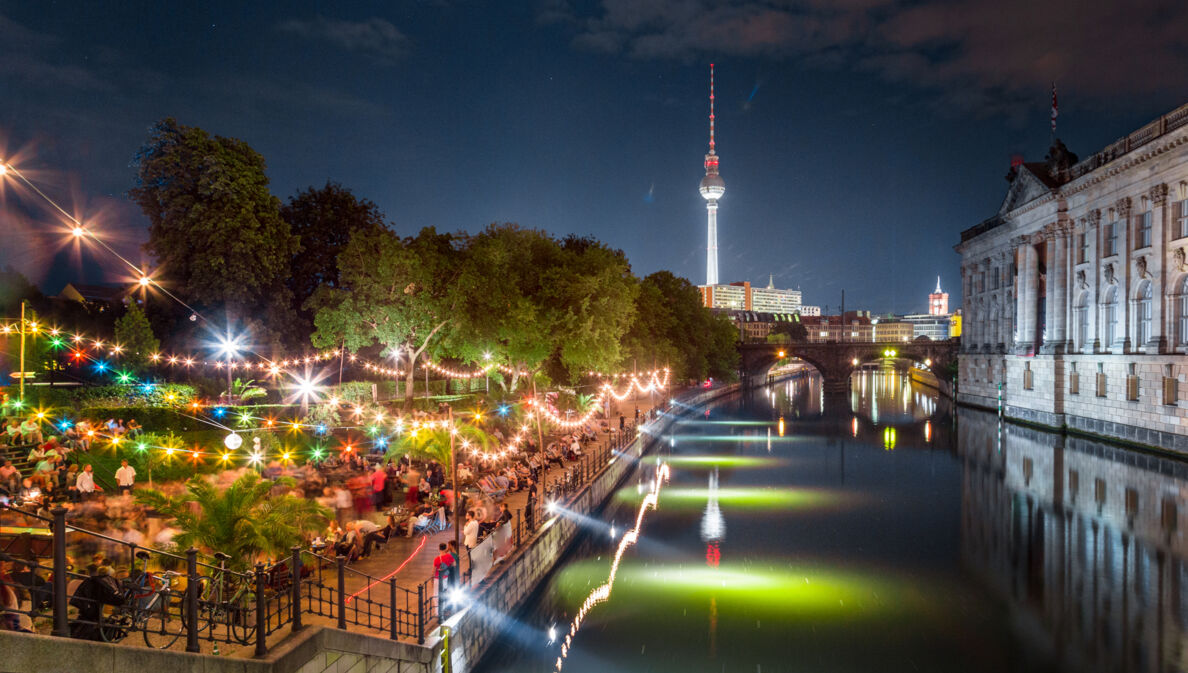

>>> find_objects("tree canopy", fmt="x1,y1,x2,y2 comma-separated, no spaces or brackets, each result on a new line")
113,300,160,372
129,118,297,340
282,182,388,336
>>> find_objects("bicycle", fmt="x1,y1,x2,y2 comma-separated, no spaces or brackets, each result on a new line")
185,551,257,645
98,549,185,649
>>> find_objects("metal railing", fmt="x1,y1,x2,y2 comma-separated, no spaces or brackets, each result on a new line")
0,415,655,655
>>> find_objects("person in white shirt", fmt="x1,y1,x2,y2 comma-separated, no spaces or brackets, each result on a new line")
114,460,136,495
463,510,480,549
72,464,99,501
121,521,145,547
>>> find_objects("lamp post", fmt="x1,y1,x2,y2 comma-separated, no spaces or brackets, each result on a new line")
18,300,26,404
531,374,545,488
449,406,461,562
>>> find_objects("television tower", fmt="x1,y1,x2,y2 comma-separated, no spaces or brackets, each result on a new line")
700,64,725,286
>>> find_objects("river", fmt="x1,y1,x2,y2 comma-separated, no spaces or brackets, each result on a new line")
477,371,1188,673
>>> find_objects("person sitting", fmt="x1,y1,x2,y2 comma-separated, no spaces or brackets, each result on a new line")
125,418,142,437
354,519,386,558
68,565,122,640
0,459,20,495
406,506,433,537
544,444,564,468
19,417,42,445
334,522,360,561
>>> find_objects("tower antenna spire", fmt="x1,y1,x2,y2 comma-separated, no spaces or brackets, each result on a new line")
709,63,716,153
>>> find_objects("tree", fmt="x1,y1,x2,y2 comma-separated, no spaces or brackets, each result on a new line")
281,182,388,336
309,227,468,409
451,225,637,390
772,320,808,343
129,118,297,334
134,472,329,569
113,301,160,372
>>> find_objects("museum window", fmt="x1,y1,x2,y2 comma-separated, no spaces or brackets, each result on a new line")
1103,286,1118,347
1075,292,1089,352
1179,276,1188,347
1137,281,1152,346
1104,220,1118,256
1077,232,1088,263
1179,198,1188,239
1138,209,1152,249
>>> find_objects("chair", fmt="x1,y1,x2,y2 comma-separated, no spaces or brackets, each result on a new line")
477,477,506,501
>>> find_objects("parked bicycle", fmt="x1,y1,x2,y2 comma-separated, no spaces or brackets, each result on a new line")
184,551,257,645
98,550,185,649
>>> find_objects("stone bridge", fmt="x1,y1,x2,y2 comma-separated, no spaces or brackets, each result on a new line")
739,340,959,396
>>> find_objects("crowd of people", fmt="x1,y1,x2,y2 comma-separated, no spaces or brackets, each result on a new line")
0,402,637,637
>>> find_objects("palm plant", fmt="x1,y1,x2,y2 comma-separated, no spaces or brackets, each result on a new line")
134,472,330,569
574,393,597,414
230,378,267,403
385,420,496,471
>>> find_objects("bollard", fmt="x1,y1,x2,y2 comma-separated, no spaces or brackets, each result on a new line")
336,555,347,629
186,547,200,652
290,546,303,633
51,507,68,637
417,583,425,645
255,562,268,656
389,578,398,640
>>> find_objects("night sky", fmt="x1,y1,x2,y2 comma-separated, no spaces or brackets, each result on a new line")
3,1,1184,314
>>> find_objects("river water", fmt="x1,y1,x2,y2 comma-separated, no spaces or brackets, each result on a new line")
478,371,1188,673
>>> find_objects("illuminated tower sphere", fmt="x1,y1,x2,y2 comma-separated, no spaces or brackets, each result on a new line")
700,64,725,286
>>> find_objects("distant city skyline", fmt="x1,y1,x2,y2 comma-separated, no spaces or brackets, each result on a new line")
2,3,1184,315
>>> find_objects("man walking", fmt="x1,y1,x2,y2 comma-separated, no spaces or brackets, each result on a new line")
114,460,136,496
433,543,456,618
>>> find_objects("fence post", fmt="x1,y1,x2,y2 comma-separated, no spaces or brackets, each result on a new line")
417,583,425,645
290,546,303,633
388,578,398,640
515,509,521,546
254,562,267,656
185,547,200,652
51,507,68,637
336,556,347,630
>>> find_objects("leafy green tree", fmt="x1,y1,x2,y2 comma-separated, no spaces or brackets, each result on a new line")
113,301,160,372
706,313,741,381
129,118,297,332
281,182,388,336
309,227,468,409
771,320,808,343
452,225,636,390
135,472,329,569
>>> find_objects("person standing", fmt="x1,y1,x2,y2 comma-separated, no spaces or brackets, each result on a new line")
73,464,99,502
370,465,388,510
432,543,455,618
463,510,479,550
114,460,136,496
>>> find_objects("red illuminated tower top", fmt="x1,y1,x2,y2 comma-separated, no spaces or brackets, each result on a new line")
699,64,725,199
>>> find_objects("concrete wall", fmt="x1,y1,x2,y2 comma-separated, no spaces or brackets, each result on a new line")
429,383,746,673
959,352,1188,453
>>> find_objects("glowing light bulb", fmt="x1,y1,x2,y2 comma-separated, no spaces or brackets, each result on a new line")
71,226,84,238
138,276,150,287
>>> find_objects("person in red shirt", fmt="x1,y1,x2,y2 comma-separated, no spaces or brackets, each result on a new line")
432,543,456,618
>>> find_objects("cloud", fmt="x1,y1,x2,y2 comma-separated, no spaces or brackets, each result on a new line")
277,16,410,64
563,0,1188,108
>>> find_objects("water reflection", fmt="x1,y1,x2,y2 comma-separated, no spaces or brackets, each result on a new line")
960,408,1188,673
478,372,1188,673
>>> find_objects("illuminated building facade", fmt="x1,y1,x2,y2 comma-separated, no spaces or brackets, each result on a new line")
929,277,949,316
699,280,802,313
956,103,1188,450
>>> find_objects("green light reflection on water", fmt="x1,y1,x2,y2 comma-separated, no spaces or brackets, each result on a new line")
554,560,921,620
614,486,850,510
641,455,786,468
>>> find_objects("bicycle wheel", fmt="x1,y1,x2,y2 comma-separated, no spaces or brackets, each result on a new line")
141,600,184,649
98,612,129,643
229,591,258,646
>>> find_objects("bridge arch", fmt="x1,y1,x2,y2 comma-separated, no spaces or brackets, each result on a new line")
738,340,958,396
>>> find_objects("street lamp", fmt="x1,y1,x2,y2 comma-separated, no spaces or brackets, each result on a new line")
214,332,243,401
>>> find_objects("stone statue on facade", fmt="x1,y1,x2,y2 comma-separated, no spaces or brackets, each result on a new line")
1104,263,1116,285
1136,255,1150,279
1175,247,1187,272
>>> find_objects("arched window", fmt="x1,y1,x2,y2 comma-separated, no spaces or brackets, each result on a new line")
1137,280,1152,346
1103,286,1118,348
1179,276,1188,347
1074,292,1089,352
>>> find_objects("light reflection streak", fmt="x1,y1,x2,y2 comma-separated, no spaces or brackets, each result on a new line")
554,463,670,671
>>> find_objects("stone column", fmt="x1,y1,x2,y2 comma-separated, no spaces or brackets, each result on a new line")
1149,183,1169,353
1117,197,1133,352
1086,210,1101,352
1041,225,1059,353
1044,222,1070,353
1013,238,1030,353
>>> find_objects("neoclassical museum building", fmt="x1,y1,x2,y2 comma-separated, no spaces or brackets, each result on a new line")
957,103,1188,451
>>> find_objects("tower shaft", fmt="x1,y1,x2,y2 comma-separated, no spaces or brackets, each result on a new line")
706,200,719,286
